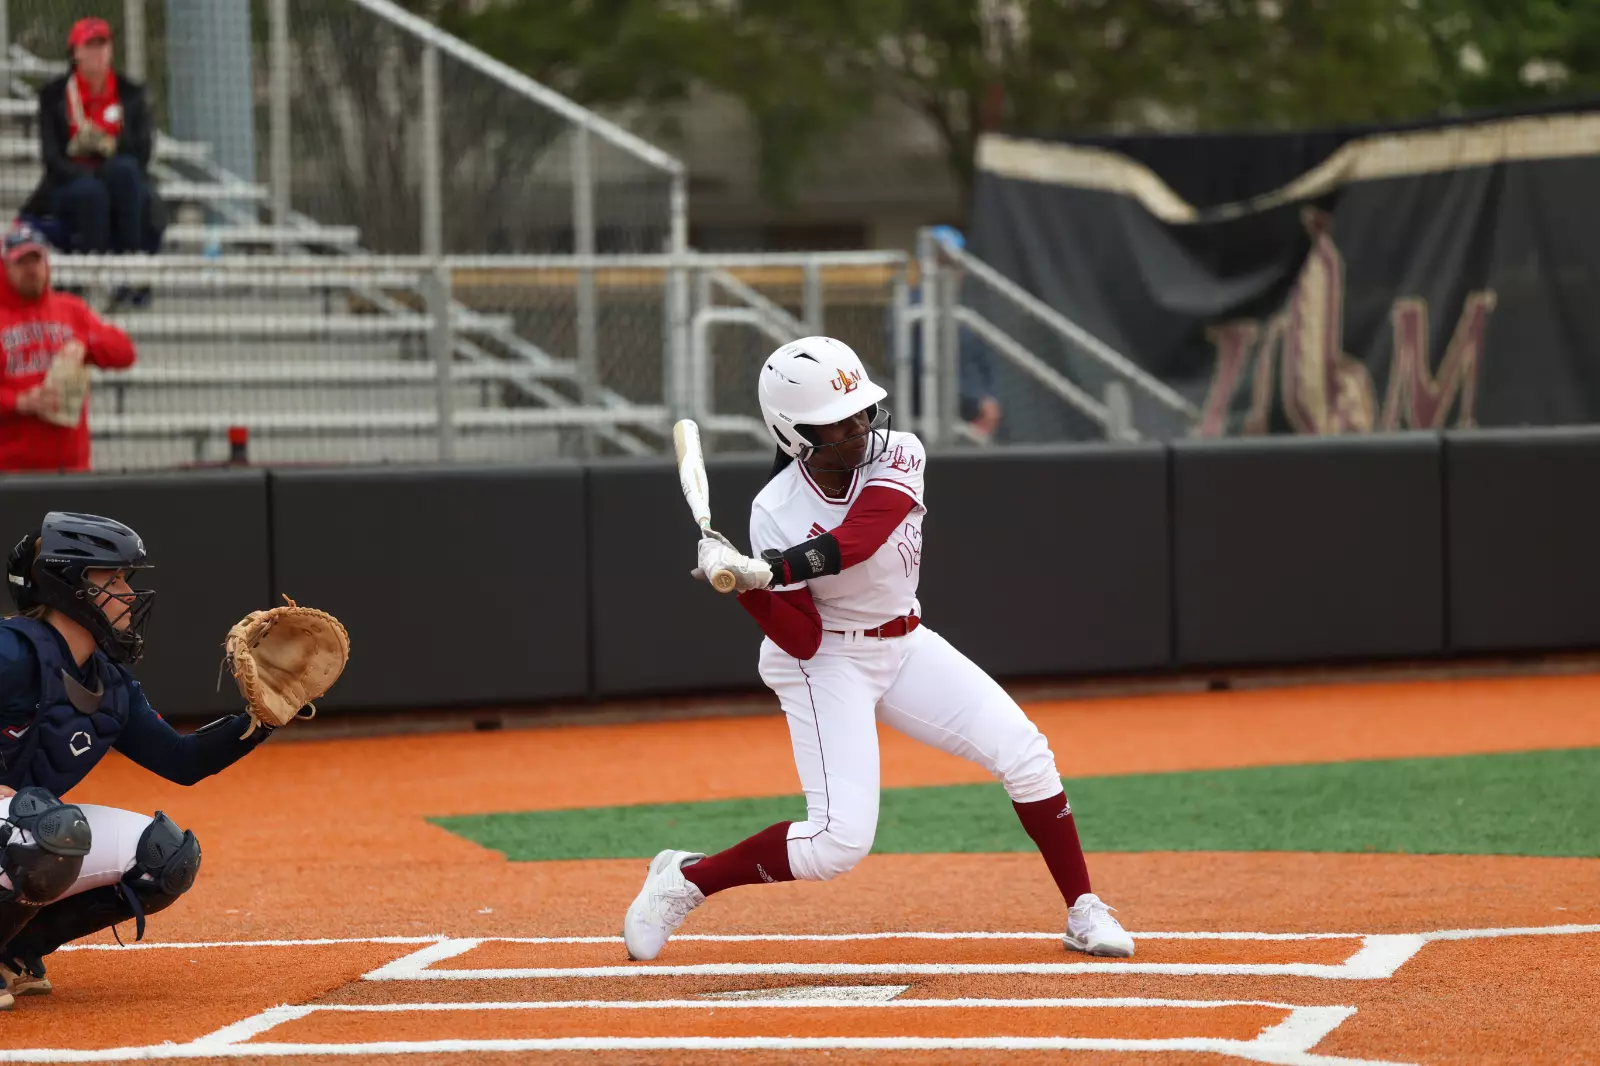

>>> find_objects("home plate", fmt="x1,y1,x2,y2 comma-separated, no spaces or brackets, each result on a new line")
699,985,912,1002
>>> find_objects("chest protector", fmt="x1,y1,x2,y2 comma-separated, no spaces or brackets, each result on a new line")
0,617,132,797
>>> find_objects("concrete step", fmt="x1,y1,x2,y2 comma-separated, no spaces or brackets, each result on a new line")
109,311,513,341
129,340,416,364
89,382,497,418
91,361,571,388
89,407,667,443
91,293,374,316
53,268,426,294
0,133,209,163
92,429,566,470
0,177,268,203
163,223,360,250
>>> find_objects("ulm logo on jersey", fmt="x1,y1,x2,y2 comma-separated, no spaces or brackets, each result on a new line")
880,444,922,475
831,368,862,393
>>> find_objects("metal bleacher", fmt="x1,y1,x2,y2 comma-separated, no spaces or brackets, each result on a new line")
1,43,666,469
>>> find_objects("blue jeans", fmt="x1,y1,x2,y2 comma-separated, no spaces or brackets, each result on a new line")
52,155,147,253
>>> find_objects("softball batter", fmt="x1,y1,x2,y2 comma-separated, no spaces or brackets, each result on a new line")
623,336,1134,961
0,512,274,1009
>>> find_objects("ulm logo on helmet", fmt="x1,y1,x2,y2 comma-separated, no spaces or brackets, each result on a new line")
832,368,862,393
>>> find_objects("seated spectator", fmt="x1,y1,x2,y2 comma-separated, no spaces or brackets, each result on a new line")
888,226,1004,443
0,225,136,473
20,17,166,309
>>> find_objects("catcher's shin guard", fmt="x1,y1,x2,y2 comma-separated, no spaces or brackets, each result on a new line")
0,788,91,957
1,787,92,906
3,812,200,962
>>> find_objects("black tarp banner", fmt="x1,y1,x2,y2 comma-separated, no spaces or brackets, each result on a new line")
968,108,1600,441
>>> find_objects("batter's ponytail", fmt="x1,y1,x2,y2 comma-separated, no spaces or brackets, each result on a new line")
769,446,794,479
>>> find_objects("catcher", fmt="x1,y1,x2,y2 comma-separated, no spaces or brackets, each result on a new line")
0,511,348,1010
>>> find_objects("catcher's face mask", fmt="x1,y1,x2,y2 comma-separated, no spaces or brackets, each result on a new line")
29,512,156,664
83,567,155,642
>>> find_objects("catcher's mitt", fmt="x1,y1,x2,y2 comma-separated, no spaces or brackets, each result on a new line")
223,595,350,739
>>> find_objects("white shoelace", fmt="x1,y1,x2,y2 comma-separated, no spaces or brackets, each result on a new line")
650,882,701,930
1074,895,1121,926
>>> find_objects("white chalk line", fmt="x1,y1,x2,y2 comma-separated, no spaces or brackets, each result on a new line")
53,922,1600,954
165,998,1359,1064
0,1038,1415,1065
704,983,911,1001
12,924,1600,1065
361,933,1431,981
223,995,1327,1011
54,930,1362,952
57,936,450,953
366,960,1405,980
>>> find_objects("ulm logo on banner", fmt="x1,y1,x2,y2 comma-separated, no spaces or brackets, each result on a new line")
1199,209,1497,437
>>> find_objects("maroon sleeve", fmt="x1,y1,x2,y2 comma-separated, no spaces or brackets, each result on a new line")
833,485,917,568
737,586,823,660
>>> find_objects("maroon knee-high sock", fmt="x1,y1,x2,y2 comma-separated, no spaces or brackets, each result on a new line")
682,822,795,898
1012,792,1092,905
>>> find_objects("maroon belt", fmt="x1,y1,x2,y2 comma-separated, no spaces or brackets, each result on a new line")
827,613,921,639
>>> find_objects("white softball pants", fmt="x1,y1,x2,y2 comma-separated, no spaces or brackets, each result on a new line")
759,624,1062,883
0,797,152,901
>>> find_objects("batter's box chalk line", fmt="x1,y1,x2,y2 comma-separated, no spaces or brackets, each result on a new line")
6,923,1597,1065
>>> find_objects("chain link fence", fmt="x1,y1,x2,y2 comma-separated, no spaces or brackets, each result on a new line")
40,253,910,472
273,0,677,257
4,4,1143,472
0,0,700,472
0,0,680,250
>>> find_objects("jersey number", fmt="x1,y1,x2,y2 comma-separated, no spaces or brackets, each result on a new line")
896,523,923,577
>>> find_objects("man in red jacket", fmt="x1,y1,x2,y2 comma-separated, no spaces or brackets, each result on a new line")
0,225,136,472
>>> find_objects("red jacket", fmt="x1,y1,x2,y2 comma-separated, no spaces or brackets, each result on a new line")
0,266,136,472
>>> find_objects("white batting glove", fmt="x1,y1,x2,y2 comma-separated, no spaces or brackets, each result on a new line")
691,537,773,592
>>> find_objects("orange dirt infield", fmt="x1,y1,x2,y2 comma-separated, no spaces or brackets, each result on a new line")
3,671,1599,1064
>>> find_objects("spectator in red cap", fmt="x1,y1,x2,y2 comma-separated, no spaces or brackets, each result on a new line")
20,17,164,309
0,225,136,472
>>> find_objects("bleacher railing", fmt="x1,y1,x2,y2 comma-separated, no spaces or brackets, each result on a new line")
915,228,1202,445
0,4,1186,470
57,252,910,470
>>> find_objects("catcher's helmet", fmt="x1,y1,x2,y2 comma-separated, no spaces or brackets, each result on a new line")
7,512,155,664
758,336,891,470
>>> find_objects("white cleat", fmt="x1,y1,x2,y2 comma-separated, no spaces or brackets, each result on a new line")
1064,892,1136,958
622,848,707,961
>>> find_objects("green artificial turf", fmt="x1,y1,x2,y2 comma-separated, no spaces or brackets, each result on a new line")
433,747,1600,861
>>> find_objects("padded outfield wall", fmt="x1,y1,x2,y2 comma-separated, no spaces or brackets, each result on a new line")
3,430,1597,717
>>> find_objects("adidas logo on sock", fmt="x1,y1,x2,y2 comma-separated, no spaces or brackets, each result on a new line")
757,863,776,883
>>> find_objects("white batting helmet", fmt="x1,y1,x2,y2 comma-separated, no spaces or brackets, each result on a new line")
758,336,890,461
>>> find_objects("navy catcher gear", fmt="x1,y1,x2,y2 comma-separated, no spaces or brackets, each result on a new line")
2,813,200,962
15,513,155,664
5,534,38,613
0,788,90,957
132,812,201,900
0,617,135,797
1,787,90,905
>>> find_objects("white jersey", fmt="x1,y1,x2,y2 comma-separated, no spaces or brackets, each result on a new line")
749,430,927,631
